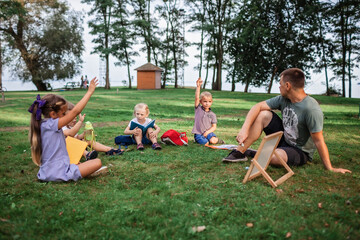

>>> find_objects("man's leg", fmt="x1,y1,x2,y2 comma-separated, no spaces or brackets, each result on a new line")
237,110,274,153
271,146,309,167
222,110,273,162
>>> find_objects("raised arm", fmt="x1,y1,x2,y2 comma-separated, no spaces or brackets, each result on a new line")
58,77,98,129
63,114,85,137
311,131,351,174
195,78,203,107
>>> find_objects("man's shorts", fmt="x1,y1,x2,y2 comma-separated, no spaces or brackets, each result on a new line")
194,132,217,145
263,111,309,166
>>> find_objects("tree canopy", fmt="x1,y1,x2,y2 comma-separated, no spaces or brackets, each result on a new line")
0,0,84,91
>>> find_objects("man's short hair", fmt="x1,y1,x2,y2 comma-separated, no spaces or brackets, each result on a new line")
200,91,212,100
280,68,305,89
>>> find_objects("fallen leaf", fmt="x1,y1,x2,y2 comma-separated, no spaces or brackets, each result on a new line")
276,189,283,194
318,203,322,209
345,200,351,205
0,218,9,222
295,189,305,193
192,226,206,232
355,210,358,214
246,222,253,228
59,211,63,216
286,232,292,238
324,223,329,227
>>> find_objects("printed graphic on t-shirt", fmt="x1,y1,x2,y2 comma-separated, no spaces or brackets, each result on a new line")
282,107,298,146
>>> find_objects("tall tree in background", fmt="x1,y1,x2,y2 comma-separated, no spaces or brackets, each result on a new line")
312,0,335,96
112,0,138,88
83,0,113,89
187,0,208,80
330,0,360,98
132,0,159,65
205,0,232,90
158,0,187,88
0,0,84,91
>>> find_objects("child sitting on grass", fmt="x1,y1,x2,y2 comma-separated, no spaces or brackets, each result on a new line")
28,77,107,182
192,78,224,145
62,102,123,158
122,103,162,150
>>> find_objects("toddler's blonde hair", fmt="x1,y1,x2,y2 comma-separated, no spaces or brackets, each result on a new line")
200,91,212,100
133,103,150,116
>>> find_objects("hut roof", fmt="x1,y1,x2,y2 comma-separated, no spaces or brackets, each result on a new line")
135,62,163,72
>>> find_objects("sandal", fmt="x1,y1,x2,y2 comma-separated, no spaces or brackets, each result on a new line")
86,150,98,161
137,143,144,150
152,143,162,150
106,149,124,155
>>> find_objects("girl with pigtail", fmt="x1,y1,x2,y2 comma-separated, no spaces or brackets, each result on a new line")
28,77,107,181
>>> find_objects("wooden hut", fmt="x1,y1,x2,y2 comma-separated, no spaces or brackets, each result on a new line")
135,63,163,90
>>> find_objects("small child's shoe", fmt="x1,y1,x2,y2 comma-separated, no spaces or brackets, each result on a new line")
106,149,123,155
88,166,108,177
85,150,98,161
137,143,144,150
152,143,162,150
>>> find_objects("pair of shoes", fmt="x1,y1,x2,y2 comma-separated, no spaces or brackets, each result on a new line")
106,149,123,155
244,148,257,158
222,150,248,163
85,150,98,161
152,143,162,150
217,139,225,144
88,166,108,177
137,143,144,150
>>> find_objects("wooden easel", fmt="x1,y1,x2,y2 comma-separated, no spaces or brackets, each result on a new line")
243,131,294,188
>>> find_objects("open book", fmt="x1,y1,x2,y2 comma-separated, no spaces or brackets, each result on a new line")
130,119,155,136
205,144,238,150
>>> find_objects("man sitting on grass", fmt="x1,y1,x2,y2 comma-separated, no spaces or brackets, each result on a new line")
222,68,351,174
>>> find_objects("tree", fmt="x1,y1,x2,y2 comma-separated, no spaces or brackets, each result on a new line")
83,0,113,89
132,0,160,65
0,0,84,91
111,0,138,88
157,0,187,88
329,0,360,98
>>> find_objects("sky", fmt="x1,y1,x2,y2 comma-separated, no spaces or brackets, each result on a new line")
2,0,359,98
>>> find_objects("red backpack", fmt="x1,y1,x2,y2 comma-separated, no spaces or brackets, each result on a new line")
161,129,188,146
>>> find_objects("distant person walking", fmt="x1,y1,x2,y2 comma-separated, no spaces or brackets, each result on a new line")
83,75,88,89
80,75,84,89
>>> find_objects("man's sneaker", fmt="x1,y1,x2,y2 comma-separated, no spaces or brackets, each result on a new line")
244,148,257,158
88,166,108,177
222,150,248,163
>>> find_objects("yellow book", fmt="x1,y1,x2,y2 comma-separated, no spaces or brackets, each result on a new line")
65,136,88,164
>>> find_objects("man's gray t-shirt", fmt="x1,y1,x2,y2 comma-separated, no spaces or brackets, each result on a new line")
192,105,217,135
266,95,323,160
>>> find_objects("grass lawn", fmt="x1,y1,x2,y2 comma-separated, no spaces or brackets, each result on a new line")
0,88,359,239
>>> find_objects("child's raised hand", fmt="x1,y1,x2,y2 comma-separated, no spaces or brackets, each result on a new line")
78,113,86,122
196,78,203,88
88,77,99,93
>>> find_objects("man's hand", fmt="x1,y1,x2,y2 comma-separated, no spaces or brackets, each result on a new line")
236,129,248,145
330,168,352,174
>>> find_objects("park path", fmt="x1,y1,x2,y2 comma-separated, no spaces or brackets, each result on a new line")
0,117,193,132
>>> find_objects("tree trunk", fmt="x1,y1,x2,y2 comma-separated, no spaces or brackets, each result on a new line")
0,37,2,90
267,66,278,94
348,32,352,98
125,49,132,89
244,80,250,93
203,45,210,89
105,53,110,89
340,8,347,97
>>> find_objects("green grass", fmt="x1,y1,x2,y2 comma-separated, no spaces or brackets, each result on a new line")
0,88,359,239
